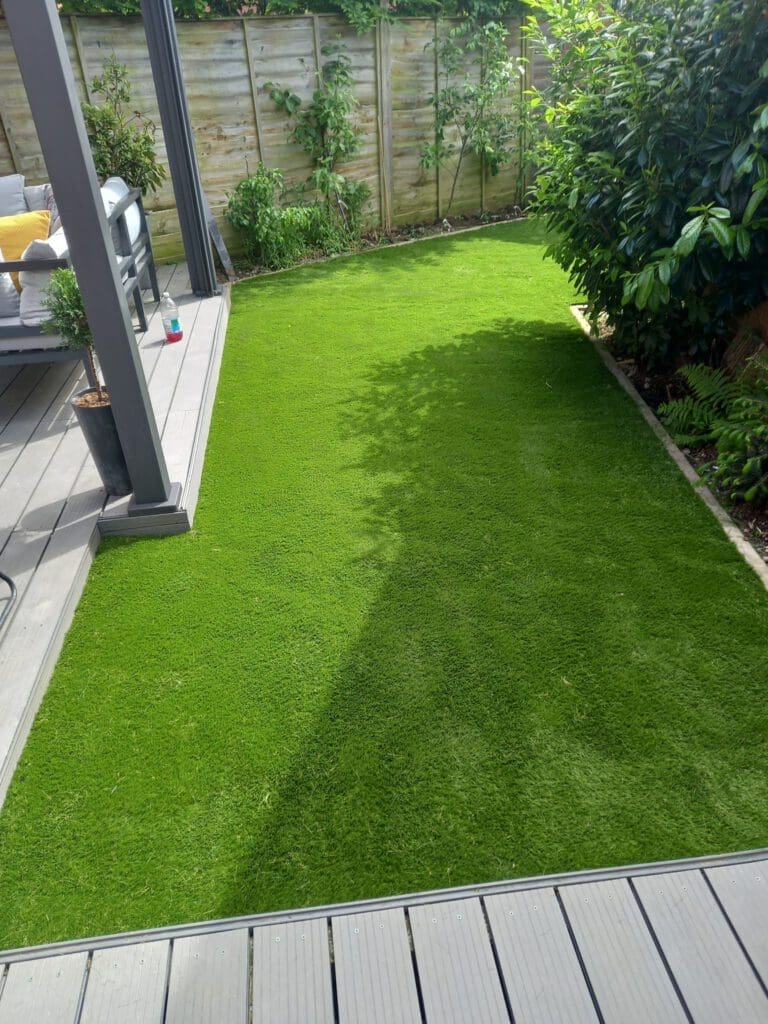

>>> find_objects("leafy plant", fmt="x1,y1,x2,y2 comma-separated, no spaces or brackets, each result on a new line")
43,269,104,399
266,44,369,237
422,20,521,214
525,0,768,368
659,365,742,446
659,359,768,504
224,164,352,269
82,55,165,195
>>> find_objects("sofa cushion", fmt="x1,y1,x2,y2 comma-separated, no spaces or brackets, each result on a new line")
24,183,61,233
0,174,26,217
18,226,69,327
0,210,51,290
0,246,20,318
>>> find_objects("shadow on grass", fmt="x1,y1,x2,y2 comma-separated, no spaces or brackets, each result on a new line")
215,314,768,918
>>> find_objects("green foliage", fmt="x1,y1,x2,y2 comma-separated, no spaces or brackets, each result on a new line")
82,55,165,195
43,268,103,391
267,44,370,238
660,359,768,504
711,365,768,505
58,0,243,17
43,268,92,351
422,20,522,213
659,364,742,446
224,164,351,269
526,0,768,368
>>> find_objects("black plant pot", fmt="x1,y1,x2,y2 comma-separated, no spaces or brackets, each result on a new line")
71,388,132,497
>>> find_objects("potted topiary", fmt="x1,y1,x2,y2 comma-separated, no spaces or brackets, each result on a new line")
44,268,132,497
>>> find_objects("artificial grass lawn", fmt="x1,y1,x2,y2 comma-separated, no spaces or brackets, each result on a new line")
1,220,768,948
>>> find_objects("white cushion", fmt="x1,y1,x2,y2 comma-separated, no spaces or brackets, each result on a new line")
18,227,69,327
0,174,26,217
101,176,141,245
0,245,20,318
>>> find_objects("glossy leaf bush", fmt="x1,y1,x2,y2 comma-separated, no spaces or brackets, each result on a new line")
526,0,768,367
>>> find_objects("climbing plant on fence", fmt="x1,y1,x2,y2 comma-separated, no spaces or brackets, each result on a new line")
526,0,768,368
421,20,522,214
267,43,370,236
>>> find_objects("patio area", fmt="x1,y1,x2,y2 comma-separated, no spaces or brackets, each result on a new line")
0,265,229,804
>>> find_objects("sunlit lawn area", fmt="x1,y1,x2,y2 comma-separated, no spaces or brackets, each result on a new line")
1,219,767,948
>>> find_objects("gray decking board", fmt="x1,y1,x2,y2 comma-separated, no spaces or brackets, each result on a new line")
0,951,87,1023
252,916,333,1024
707,858,768,985
408,897,510,1024
484,887,599,1024
633,869,768,1023
559,878,688,1024
79,940,170,1024
164,929,248,1024
332,908,422,1024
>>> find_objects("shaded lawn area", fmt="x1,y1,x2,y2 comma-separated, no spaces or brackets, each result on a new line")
1,220,768,948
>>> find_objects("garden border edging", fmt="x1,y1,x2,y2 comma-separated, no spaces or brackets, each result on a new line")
570,304,768,593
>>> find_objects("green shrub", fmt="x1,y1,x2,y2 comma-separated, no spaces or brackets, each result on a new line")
225,167,308,269
526,0,768,368
224,165,359,270
82,55,165,195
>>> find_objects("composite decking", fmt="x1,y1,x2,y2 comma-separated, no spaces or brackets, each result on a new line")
0,265,229,805
1,847,767,1022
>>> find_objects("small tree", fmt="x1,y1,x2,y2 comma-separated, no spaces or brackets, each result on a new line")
82,55,165,195
421,21,521,215
44,269,104,401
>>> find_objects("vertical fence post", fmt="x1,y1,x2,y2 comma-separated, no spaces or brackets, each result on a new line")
69,16,93,103
433,17,441,220
0,98,22,174
242,17,266,168
375,6,393,229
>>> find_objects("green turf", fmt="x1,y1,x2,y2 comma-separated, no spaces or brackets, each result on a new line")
1,220,767,948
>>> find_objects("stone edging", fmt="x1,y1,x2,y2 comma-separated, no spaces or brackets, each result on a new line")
570,305,768,592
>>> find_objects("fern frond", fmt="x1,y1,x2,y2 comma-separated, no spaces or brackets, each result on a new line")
677,364,740,413
659,395,718,443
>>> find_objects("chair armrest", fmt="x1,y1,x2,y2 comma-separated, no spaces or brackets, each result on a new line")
0,258,69,273
106,187,143,225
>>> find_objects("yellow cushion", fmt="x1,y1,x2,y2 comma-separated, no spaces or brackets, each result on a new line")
0,210,51,290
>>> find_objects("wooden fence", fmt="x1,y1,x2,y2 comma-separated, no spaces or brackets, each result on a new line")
0,15,547,262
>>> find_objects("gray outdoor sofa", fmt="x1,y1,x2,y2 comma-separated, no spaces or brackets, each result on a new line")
0,173,160,385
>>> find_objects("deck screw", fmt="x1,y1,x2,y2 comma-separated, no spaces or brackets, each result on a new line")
379,924,384,929
354,928,359,934
275,938,281,944
757,877,762,882
457,914,462,920
301,935,306,941
432,919,437,924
